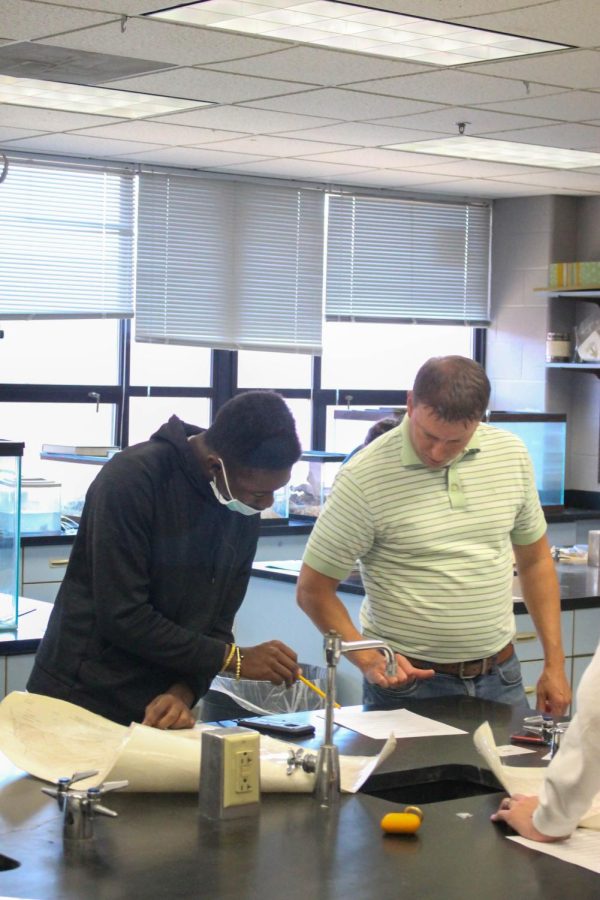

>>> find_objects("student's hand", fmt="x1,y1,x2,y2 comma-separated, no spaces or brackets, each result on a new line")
491,794,569,842
357,650,435,688
239,641,299,687
143,685,196,729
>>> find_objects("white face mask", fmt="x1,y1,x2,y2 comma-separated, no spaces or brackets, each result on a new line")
210,458,261,516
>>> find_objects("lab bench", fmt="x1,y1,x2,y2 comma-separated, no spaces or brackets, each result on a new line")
0,696,597,899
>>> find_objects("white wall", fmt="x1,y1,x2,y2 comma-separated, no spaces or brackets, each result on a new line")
488,195,599,497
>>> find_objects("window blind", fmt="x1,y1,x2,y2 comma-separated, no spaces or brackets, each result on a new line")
325,194,491,325
135,172,324,354
0,158,134,319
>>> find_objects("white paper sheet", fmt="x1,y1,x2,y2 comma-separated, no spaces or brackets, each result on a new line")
0,692,393,794
508,830,600,874
327,705,466,740
473,721,600,830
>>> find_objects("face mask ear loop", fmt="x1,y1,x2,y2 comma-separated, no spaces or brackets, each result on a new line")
217,457,235,501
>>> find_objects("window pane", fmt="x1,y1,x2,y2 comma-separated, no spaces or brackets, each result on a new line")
325,406,403,454
237,350,312,389
128,397,211,446
0,320,119,384
130,339,211,387
321,322,473,390
282,398,311,453
0,401,115,520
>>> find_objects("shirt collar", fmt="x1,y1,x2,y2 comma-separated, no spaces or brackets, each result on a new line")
399,413,482,468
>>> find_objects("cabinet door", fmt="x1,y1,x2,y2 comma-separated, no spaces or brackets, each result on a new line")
573,607,600,656
22,544,72,583
6,654,36,694
21,581,60,604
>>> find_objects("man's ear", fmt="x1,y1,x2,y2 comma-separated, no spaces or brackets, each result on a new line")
205,453,222,476
406,392,414,416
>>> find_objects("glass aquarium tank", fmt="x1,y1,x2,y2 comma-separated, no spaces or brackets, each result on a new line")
289,451,347,519
489,413,566,509
0,440,24,630
260,483,290,526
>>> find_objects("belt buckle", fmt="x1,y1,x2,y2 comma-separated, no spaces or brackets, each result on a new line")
458,658,486,679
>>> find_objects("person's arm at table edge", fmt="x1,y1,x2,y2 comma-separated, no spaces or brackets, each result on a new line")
513,535,571,715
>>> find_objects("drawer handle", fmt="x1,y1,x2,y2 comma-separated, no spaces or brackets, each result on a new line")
49,559,69,567
524,686,536,695
515,632,537,642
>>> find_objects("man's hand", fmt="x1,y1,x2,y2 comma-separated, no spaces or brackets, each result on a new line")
536,665,571,716
239,641,299,687
143,683,196,729
491,794,569,842
356,649,435,688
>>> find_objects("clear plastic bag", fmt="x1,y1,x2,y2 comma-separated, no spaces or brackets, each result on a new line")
208,664,327,716
574,311,600,362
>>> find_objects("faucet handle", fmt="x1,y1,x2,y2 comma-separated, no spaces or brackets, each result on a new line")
287,748,316,775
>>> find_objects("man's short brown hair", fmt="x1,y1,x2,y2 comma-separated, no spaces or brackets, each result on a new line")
412,356,490,423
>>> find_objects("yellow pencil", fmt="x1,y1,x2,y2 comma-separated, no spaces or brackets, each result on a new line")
298,673,341,709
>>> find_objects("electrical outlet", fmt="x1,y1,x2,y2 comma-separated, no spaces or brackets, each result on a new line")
222,731,260,809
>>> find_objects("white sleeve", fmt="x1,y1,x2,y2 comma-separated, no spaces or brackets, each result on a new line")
533,641,600,836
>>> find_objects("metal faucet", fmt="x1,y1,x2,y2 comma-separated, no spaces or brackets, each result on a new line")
314,631,397,807
42,770,128,841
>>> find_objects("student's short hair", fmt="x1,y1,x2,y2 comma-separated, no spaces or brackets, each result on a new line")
364,417,400,446
205,390,301,470
412,356,490,423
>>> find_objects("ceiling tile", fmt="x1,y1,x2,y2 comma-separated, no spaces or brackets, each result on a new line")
0,125,46,141
242,88,442,120
0,42,172,83
0,104,122,130
1,133,167,157
40,18,290,68
208,45,429,85
479,91,600,122
103,68,313,104
483,122,600,150
73,121,247,145
394,158,545,178
368,107,554,134
495,169,600,190
193,134,353,156
303,146,455,168
119,146,270,167
150,105,339,133
0,1,117,41
353,69,557,105
463,49,600,90
212,157,373,178
454,0,600,45
276,122,441,145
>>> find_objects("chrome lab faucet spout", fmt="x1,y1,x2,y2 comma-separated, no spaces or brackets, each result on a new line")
314,631,397,807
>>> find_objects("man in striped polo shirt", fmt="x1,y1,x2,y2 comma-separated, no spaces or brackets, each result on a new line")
297,356,571,715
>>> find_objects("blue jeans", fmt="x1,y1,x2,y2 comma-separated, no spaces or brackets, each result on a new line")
362,652,531,718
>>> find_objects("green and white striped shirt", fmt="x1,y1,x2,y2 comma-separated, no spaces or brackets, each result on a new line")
303,416,546,662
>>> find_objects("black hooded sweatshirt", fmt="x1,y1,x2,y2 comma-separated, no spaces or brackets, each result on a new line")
27,416,260,726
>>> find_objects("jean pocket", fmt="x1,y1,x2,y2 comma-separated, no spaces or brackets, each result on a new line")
497,653,523,687
363,677,420,708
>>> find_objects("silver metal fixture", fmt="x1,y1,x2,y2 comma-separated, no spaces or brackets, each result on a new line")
314,631,397,807
287,748,316,776
42,770,128,841
522,715,568,759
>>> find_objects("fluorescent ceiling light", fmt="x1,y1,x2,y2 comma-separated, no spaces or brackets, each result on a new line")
385,136,600,169
0,74,211,117
149,1,569,66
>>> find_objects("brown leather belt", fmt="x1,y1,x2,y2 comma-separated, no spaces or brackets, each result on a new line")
406,642,514,679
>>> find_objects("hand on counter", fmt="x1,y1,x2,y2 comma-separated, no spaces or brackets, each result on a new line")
142,683,196,729
357,649,435,688
491,794,569,843
238,640,299,687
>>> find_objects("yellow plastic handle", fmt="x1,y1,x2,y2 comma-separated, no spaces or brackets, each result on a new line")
380,808,423,834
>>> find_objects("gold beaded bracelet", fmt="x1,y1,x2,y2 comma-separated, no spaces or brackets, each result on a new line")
235,646,243,681
222,643,236,673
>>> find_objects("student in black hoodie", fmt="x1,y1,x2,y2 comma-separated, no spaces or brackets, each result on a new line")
28,391,302,729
